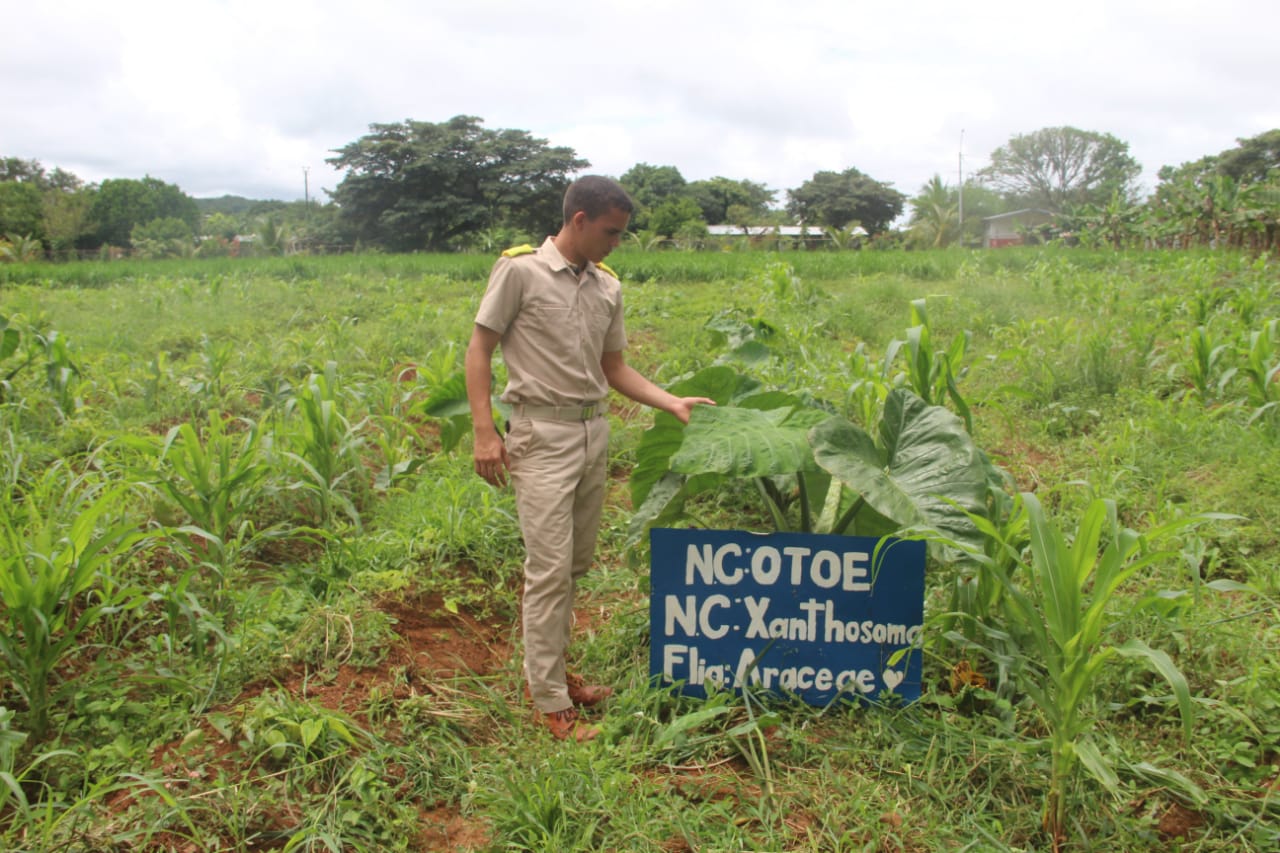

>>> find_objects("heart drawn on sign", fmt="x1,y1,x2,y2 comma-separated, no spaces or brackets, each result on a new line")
882,669,905,691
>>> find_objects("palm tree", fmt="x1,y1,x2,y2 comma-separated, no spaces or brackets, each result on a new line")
908,176,960,248
0,233,44,262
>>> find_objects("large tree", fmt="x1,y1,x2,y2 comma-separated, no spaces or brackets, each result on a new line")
0,181,45,242
1214,129,1280,184
687,176,775,225
0,156,97,255
327,116,587,252
977,126,1141,212
619,163,689,231
90,176,199,248
786,167,905,233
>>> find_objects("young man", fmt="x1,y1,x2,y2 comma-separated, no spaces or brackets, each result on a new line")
465,175,714,741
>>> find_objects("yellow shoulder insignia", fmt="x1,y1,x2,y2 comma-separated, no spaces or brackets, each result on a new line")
595,261,619,280
501,244,535,258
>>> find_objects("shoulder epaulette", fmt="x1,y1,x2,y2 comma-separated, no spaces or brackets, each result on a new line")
501,244,536,258
595,261,620,280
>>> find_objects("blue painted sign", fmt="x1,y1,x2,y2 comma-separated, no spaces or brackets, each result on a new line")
649,528,925,705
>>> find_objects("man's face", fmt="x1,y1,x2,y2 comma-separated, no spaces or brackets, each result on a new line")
576,207,630,264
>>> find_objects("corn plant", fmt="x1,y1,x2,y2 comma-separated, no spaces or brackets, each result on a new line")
34,329,82,419
192,333,237,404
1184,324,1233,403
0,317,80,416
883,298,973,432
0,712,75,844
129,411,283,618
143,411,274,544
1238,319,1279,422
0,465,149,740
363,373,426,493
0,314,22,404
280,362,367,528
978,493,1202,848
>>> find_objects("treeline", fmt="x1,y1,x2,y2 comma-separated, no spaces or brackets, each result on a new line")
907,127,1280,251
2,118,1277,260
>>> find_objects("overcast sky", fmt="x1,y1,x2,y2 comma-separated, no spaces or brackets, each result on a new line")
3,0,1276,207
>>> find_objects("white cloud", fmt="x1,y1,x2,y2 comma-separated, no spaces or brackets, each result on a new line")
2,0,1275,204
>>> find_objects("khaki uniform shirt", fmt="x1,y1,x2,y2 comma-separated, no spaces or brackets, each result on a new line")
474,237,627,406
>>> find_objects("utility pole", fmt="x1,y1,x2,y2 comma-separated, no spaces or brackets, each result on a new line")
303,166,311,225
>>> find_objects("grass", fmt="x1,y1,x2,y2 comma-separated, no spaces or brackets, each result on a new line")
0,246,1277,850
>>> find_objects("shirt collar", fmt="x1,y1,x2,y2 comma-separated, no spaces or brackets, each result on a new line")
539,236,595,278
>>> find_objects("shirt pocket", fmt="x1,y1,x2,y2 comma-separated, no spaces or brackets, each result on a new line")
585,309,613,341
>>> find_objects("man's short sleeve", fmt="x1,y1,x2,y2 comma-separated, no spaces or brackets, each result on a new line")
474,257,522,333
603,291,627,353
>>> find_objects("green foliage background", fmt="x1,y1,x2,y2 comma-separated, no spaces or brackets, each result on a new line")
0,247,1276,850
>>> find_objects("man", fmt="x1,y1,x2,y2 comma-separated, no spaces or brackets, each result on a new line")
465,175,714,741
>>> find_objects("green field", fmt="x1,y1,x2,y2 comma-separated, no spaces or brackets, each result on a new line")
1,247,1277,851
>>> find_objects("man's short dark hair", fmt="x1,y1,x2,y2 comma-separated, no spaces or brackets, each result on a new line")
563,175,633,223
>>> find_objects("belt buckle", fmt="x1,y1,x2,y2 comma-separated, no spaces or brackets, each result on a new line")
580,404,596,420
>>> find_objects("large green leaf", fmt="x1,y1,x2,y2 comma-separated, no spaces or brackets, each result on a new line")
669,405,823,479
810,388,987,553
629,366,763,509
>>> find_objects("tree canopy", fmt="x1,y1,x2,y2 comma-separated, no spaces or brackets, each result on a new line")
326,116,587,252
786,167,905,233
687,176,775,225
618,163,688,227
90,176,199,248
977,126,1141,212
1216,129,1280,184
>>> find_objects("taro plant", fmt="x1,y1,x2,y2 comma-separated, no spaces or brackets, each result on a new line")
418,370,474,455
967,492,1211,848
628,365,993,563
0,463,150,740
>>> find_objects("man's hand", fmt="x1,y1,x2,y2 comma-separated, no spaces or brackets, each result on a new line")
466,324,509,486
473,428,509,486
669,396,716,425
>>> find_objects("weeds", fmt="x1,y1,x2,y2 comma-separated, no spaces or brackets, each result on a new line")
0,249,1277,851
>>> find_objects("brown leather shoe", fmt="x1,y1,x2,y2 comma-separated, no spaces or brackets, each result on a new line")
523,674,614,708
566,673,613,707
537,706,599,742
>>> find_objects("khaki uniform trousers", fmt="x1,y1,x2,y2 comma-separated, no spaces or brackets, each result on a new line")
505,413,609,712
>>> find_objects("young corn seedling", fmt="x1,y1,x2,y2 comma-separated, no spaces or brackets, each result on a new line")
883,298,973,432
280,363,367,529
983,493,1205,849
0,466,149,741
